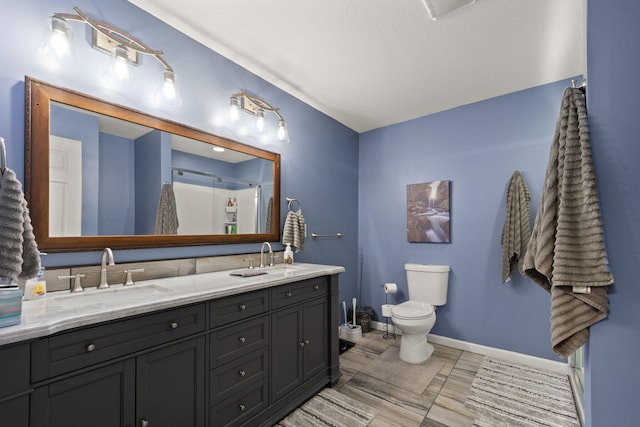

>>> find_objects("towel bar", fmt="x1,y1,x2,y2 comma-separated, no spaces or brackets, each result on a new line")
311,232,344,239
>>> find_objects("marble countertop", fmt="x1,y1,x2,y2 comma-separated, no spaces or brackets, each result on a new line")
0,263,344,346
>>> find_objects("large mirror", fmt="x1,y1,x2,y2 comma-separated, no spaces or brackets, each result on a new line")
25,77,281,252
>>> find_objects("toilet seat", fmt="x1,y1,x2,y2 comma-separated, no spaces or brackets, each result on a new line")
391,301,434,320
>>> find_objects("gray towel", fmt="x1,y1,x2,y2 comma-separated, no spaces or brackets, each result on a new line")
0,168,41,281
265,197,273,233
501,171,531,282
523,87,614,358
154,182,179,235
282,209,305,252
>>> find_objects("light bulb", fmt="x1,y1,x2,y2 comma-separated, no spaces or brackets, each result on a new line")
256,109,265,132
38,15,72,59
160,70,176,100
229,96,240,122
110,45,132,81
277,120,288,141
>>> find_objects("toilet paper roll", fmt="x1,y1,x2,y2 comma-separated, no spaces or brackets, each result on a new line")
381,304,393,317
384,283,397,294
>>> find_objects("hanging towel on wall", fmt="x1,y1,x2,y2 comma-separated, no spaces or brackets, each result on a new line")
523,87,614,358
282,208,305,252
155,182,179,235
501,171,531,283
0,168,41,281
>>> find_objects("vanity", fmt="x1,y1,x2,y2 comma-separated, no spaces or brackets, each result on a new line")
0,263,343,427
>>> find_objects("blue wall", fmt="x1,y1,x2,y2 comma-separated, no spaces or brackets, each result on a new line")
584,1,640,425
0,0,359,308
99,132,135,235
359,79,574,361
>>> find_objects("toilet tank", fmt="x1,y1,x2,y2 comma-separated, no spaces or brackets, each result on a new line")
405,263,450,306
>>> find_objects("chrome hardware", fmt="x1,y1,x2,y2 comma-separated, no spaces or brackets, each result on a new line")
313,284,319,290
86,343,96,352
170,322,178,329
239,303,247,311
285,291,293,298
98,247,115,289
123,268,144,286
58,273,86,293
239,370,246,377
260,242,273,268
239,336,246,343
299,341,306,348
243,257,255,269
304,339,310,345
141,420,149,427
239,404,246,411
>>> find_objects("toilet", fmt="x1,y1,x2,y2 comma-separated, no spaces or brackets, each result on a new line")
391,263,450,364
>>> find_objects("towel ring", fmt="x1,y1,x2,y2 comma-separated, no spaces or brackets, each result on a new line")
286,197,301,212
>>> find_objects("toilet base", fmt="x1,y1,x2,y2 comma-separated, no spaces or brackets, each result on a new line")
399,333,434,364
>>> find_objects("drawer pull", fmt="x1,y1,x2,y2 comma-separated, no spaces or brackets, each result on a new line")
313,284,320,290
86,343,96,352
141,420,149,427
239,336,246,344
170,322,178,329
239,404,246,411
239,303,247,311
239,370,246,377
285,291,293,298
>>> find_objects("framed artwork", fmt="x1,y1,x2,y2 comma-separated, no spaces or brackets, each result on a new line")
406,180,451,243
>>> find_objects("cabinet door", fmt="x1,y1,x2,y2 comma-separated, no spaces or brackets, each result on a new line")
30,360,135,427
270,305,302,402
136,337,205,427
0,395,29,427
302,297,328,381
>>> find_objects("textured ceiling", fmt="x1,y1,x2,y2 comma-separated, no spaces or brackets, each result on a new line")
127,0,586,133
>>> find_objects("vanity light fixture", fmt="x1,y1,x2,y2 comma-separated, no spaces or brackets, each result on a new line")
229,90,290,143
39,7,178,102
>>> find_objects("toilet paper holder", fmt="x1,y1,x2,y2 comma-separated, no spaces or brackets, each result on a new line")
380,283,397,340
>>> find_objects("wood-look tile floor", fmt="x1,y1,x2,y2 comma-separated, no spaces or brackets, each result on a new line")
336,330,484,427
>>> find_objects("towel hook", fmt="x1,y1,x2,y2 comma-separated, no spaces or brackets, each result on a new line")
286,197,301,212
0,136,6,176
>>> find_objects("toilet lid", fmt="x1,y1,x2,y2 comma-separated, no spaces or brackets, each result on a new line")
391,301,434,319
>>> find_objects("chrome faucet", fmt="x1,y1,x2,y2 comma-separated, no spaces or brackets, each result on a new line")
98,247,115,289
260,242,274,268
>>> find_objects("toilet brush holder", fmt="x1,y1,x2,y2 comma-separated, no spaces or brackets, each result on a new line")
340,324,362,342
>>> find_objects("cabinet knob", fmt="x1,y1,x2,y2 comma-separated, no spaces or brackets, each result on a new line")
299,341,306,348
170,322,178,329
239,303,247,311
239,404,246,411
86,343,96,352
140,420,149,427
239,336,246,344
305,339,310,345
313,284,320,290
239,370,246,377
285,291,293,298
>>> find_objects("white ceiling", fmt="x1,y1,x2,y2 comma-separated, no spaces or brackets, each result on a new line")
128,0,586,133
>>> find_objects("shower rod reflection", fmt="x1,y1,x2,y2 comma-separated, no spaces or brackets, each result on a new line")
171,167,260,187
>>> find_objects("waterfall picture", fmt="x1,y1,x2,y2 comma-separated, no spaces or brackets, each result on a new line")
406,180,451,243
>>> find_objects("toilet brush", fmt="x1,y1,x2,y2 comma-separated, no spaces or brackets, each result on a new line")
352,297,357,328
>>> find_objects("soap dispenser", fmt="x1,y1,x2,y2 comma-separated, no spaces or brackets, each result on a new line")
284,244,294,264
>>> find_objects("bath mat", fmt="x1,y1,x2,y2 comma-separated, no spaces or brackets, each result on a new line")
465,357,580,427
358,346,445,395
275,387,377,427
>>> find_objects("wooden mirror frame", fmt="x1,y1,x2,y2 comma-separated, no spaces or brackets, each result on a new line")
25,77,281,252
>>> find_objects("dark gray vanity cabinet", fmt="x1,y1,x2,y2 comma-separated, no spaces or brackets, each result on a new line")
0,342,31,427
29,303,207,427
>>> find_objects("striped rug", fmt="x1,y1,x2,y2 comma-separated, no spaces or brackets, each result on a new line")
465,357,580,427
275,387,377,427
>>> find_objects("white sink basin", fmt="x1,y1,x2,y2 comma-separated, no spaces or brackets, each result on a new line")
53,284,174,307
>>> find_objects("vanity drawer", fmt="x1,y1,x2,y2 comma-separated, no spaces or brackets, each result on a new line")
210,316,269,368
271,277,328,309
31,304,206,382
210,347,267,404
210,381,267,427
210,289,269,328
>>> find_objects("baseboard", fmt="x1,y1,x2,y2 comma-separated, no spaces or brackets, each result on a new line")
368,320,568,375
